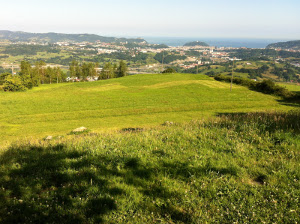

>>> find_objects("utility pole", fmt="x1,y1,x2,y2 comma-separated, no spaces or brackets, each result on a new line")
230,59,234,92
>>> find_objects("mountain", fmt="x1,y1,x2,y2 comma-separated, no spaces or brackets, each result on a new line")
183,41,209,47
266,40,300,50
0,30,147,44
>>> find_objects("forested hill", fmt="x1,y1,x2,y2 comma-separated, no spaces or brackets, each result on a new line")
266,40,300,50
0,30,146,44
184,41,209,47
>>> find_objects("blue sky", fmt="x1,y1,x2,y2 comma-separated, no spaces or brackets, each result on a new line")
0,0,299,39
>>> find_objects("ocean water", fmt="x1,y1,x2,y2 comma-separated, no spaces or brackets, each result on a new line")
143,37,291,48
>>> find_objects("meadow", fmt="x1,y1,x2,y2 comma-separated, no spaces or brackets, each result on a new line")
0,73,296,145
0,111,299,223
0,73,299,223
279,82,300,92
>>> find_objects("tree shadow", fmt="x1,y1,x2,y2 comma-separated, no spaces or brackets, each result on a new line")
0,144,120,223
0,142,241,223
277,98,300,108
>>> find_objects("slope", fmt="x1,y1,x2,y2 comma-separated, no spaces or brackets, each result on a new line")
0,73,295,145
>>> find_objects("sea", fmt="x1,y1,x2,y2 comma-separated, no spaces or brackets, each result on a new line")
143,37,291,49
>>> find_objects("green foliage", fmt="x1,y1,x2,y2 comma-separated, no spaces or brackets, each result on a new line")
205,70,216,76
100,62,115,79
117,60,128,77
92,52,149,64
235,65,269,79
151,44,169,49
3,45,56,56
229,48,300,60
0,30,146,44
183,41,209,47
0,73,11,85
162,68,176,73
228,49,278,60
154,52,187,64
267,40,300,50
214,75,295,98
272,65,299,82
3,75,27,92
19,61,35,89
81,62,98,81
0,66,11,74
0,111,299,223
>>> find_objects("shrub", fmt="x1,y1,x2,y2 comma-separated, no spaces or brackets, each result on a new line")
162,68,176,73
3,75,27,92
0,72,11,85
214,75,295,99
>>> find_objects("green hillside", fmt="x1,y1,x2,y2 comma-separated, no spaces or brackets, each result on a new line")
0,30,146,43
266,40,300,50
0,73,296,145
184,41,209,47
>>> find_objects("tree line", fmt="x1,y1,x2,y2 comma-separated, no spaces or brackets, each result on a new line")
0,60,128,91
69,60,128,80
1,61,65,91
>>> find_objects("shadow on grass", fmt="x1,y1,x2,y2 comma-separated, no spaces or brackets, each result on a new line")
0,144,121,223
277,98,300,108
0,142,236,223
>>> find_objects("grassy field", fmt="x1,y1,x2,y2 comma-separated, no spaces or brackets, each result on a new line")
0,111,299,223
279,82,300,92
0,73,297,146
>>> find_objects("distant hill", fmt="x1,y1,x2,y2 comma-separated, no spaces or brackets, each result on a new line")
184,41,209,47
266,40,300,50
0,30,146,44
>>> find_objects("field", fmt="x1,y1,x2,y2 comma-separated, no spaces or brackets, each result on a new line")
0,73,300,223
279,82,300,92
0,73,296,146
0,112,299,223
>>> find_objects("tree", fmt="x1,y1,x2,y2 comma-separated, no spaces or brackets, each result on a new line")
0,73,10,85
37,61,46,84
69,60,81,79
100,62,115,79
54,67,64,83
81,63,89,81
19,61,34,89
45,67,55,84
69,60,78,77
117,60,128,77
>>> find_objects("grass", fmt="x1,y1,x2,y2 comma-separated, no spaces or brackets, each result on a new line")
0,111,299,223
278,82,300,92
0,73,297,145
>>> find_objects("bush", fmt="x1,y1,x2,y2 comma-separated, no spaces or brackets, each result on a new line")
214,75,295,98
3,75,27,92
0,72,11,85
162,68,176,73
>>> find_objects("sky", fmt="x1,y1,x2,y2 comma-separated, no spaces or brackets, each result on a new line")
0,0,299,39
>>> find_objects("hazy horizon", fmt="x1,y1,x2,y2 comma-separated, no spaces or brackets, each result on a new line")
1,0,299,39
0,30,295,42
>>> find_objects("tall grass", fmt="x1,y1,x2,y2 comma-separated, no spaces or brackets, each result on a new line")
216,110,300,133
0,111,299,223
